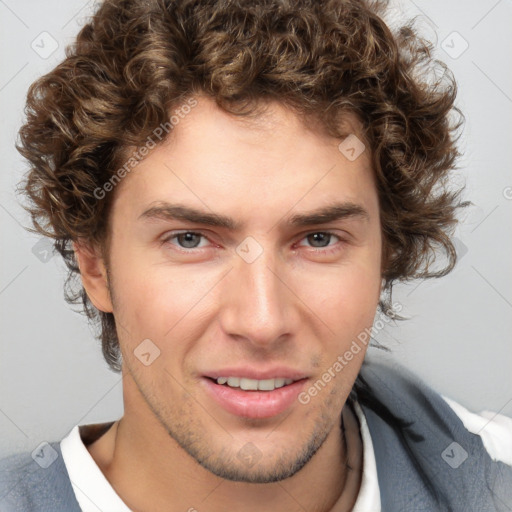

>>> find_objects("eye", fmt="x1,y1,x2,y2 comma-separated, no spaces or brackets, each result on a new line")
297,231,343,253
162,231,210,250
161,230,344,255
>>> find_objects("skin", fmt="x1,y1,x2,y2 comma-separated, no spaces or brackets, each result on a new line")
75,95,383,512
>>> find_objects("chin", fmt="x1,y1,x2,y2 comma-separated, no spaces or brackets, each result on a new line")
187,424,330,484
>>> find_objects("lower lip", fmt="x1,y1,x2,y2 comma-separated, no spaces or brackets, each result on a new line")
202,378,307,419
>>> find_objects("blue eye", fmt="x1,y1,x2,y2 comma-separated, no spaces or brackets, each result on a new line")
301,232,339,248
161,230,344,255
164,231,209,249
297,232,342,252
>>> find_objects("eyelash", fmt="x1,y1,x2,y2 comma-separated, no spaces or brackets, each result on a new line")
161,230,344,255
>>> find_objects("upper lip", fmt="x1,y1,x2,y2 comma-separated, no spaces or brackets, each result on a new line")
204,367,308,381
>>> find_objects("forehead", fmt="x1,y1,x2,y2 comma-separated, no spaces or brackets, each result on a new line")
110,96,377,224
168,95,366,155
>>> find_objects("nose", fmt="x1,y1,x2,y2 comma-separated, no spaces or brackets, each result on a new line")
217,244,296,349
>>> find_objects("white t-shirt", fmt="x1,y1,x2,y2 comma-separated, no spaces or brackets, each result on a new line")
60,398,512,512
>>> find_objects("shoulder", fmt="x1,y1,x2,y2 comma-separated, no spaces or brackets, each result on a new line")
356,358,512,509
357,357,512,466
0,449,39,510
0,442,81,512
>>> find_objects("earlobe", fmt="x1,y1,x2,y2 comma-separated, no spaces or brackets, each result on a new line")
73,240,113,313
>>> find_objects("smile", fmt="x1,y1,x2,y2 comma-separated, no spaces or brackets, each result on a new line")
202,376,308,419
215,377,295,391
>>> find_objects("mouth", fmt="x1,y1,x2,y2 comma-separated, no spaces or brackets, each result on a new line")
201,374,308,419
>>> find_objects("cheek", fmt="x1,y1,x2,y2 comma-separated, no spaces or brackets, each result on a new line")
109,251,221,349
296,263,379,412
296,249,382,382
302,257,381,332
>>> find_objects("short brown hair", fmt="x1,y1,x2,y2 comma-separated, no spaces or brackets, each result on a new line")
18,0,468,372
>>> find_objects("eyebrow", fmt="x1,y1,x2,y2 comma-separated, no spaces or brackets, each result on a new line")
138,201,370,229
288,202,369,226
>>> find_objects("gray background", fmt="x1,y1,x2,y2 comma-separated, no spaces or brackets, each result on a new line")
1,0,511,458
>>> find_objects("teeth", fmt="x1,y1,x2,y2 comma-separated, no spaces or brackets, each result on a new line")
216,377,294,391
258,378,277,391
240,378,259,390
274,378,285,388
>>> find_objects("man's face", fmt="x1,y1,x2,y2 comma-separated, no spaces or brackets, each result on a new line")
103,96,382,482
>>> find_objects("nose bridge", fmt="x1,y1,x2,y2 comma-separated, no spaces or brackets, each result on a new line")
220,241,291,345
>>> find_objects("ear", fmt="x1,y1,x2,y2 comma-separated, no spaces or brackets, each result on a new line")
73,240,113,313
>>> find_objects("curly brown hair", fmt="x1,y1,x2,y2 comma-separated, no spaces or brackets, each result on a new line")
18,0,468,372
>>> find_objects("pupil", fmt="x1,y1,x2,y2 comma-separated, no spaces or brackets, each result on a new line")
179,233,200,248
308,233,330,248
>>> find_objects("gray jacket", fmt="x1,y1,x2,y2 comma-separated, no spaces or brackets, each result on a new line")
1,359,511,511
